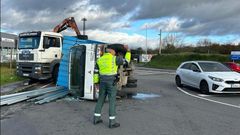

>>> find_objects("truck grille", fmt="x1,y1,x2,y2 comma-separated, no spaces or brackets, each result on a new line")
19,54,34,60
20,65,33,74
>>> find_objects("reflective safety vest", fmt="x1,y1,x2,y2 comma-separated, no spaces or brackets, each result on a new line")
93,69,99,83
125,52,131,63
97,53,118,75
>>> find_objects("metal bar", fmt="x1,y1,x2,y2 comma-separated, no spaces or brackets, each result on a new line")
35,91,68,104
1,86,66,106
6,96,30,105
35,90,68,104
27,89,66,102
1,96,30,106
0,86,65,100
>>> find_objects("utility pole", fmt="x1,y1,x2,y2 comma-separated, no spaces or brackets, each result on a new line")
145,25,148,54
81,18,87,35
158,29,162,55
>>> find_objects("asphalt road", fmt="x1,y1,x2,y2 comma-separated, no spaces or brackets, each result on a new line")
1,67,240,135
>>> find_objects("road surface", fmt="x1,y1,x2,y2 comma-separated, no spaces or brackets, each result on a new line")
1,67,240,135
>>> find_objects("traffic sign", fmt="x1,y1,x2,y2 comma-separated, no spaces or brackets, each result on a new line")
231,51,240,60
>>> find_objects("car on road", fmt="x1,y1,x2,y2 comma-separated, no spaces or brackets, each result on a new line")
175,61,240,94
224,62,240,73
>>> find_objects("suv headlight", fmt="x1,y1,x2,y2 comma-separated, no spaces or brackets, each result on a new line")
208,76,224,82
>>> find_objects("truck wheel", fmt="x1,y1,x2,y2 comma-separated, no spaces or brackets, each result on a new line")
52,66,59,83
117,91,127,98
127,79,138,83
126,82,137,88
29,79,38,84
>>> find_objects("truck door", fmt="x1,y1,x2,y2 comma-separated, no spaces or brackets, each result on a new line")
42,36,61,61
69,45,86,97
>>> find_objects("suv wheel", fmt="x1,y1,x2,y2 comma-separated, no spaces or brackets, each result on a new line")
175,75,183,87
200,81,209,94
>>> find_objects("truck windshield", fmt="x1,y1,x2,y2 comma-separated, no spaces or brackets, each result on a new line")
19,36,40,49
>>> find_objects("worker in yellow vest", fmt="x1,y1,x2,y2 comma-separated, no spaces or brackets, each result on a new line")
93,45,130,128
124,44,131,64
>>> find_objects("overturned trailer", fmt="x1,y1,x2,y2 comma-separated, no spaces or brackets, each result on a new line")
57,36,137,100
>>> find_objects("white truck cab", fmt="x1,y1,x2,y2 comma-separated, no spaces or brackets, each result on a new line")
17,31,63,80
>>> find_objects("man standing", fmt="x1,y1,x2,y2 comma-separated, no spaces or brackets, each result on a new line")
93,45,130,128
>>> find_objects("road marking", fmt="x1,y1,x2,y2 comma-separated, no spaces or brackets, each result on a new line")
197,94,211,97
136,71,176,75
177,87,240,109
40,82,53,89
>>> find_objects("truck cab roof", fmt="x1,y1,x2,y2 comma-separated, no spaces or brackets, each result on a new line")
19,31,63,37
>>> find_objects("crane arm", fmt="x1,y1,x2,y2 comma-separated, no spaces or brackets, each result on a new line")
53,17,81,36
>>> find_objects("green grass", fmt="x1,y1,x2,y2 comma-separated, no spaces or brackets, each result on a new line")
146,53,230,69
0,66,26,86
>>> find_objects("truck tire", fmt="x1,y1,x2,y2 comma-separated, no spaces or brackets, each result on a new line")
52,66,59,83
126,82,137,88
127,79,138,83
117,91,127,98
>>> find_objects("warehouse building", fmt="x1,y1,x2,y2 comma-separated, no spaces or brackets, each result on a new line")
0,32,18,62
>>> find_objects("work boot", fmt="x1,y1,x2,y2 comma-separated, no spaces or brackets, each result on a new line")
93,116,103,125
109,119,120,128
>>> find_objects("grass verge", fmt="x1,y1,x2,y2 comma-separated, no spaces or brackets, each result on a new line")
0,66,26,86
145,53,230,69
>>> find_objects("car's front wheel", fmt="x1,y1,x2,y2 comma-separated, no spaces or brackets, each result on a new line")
175,75,183,87
200,81,209,94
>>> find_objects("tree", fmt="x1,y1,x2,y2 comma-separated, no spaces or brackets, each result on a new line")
162,32,185,48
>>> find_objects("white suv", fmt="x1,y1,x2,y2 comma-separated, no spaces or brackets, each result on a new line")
175,61,240,94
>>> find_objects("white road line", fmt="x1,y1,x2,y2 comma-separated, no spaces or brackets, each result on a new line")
197,94,211,97
40,82,53,89
177,87,240,109
136,71,176,75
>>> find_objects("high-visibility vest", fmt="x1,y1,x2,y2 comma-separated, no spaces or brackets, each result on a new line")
125,52,131,63
97,53,118,75
93,69,99,83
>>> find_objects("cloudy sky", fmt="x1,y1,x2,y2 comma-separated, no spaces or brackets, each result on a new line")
1,0,240,49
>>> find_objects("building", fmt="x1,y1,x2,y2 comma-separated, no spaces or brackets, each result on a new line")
0,32,18,62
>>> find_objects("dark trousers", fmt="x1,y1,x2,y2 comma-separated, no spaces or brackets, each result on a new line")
94,80,117,117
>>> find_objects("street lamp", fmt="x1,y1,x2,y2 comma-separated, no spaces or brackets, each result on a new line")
158,29,162,55
145,25,148,54
81,18,87,35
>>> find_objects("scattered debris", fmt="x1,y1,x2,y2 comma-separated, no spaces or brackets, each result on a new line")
61,96,84,102
131,93,160,100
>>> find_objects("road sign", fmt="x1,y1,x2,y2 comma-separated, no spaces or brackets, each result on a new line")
231,51,240,60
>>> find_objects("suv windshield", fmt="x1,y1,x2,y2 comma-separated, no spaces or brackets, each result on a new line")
19,36,40,49
198,62,231,72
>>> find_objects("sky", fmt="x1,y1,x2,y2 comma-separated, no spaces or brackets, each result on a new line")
1,0,240,49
